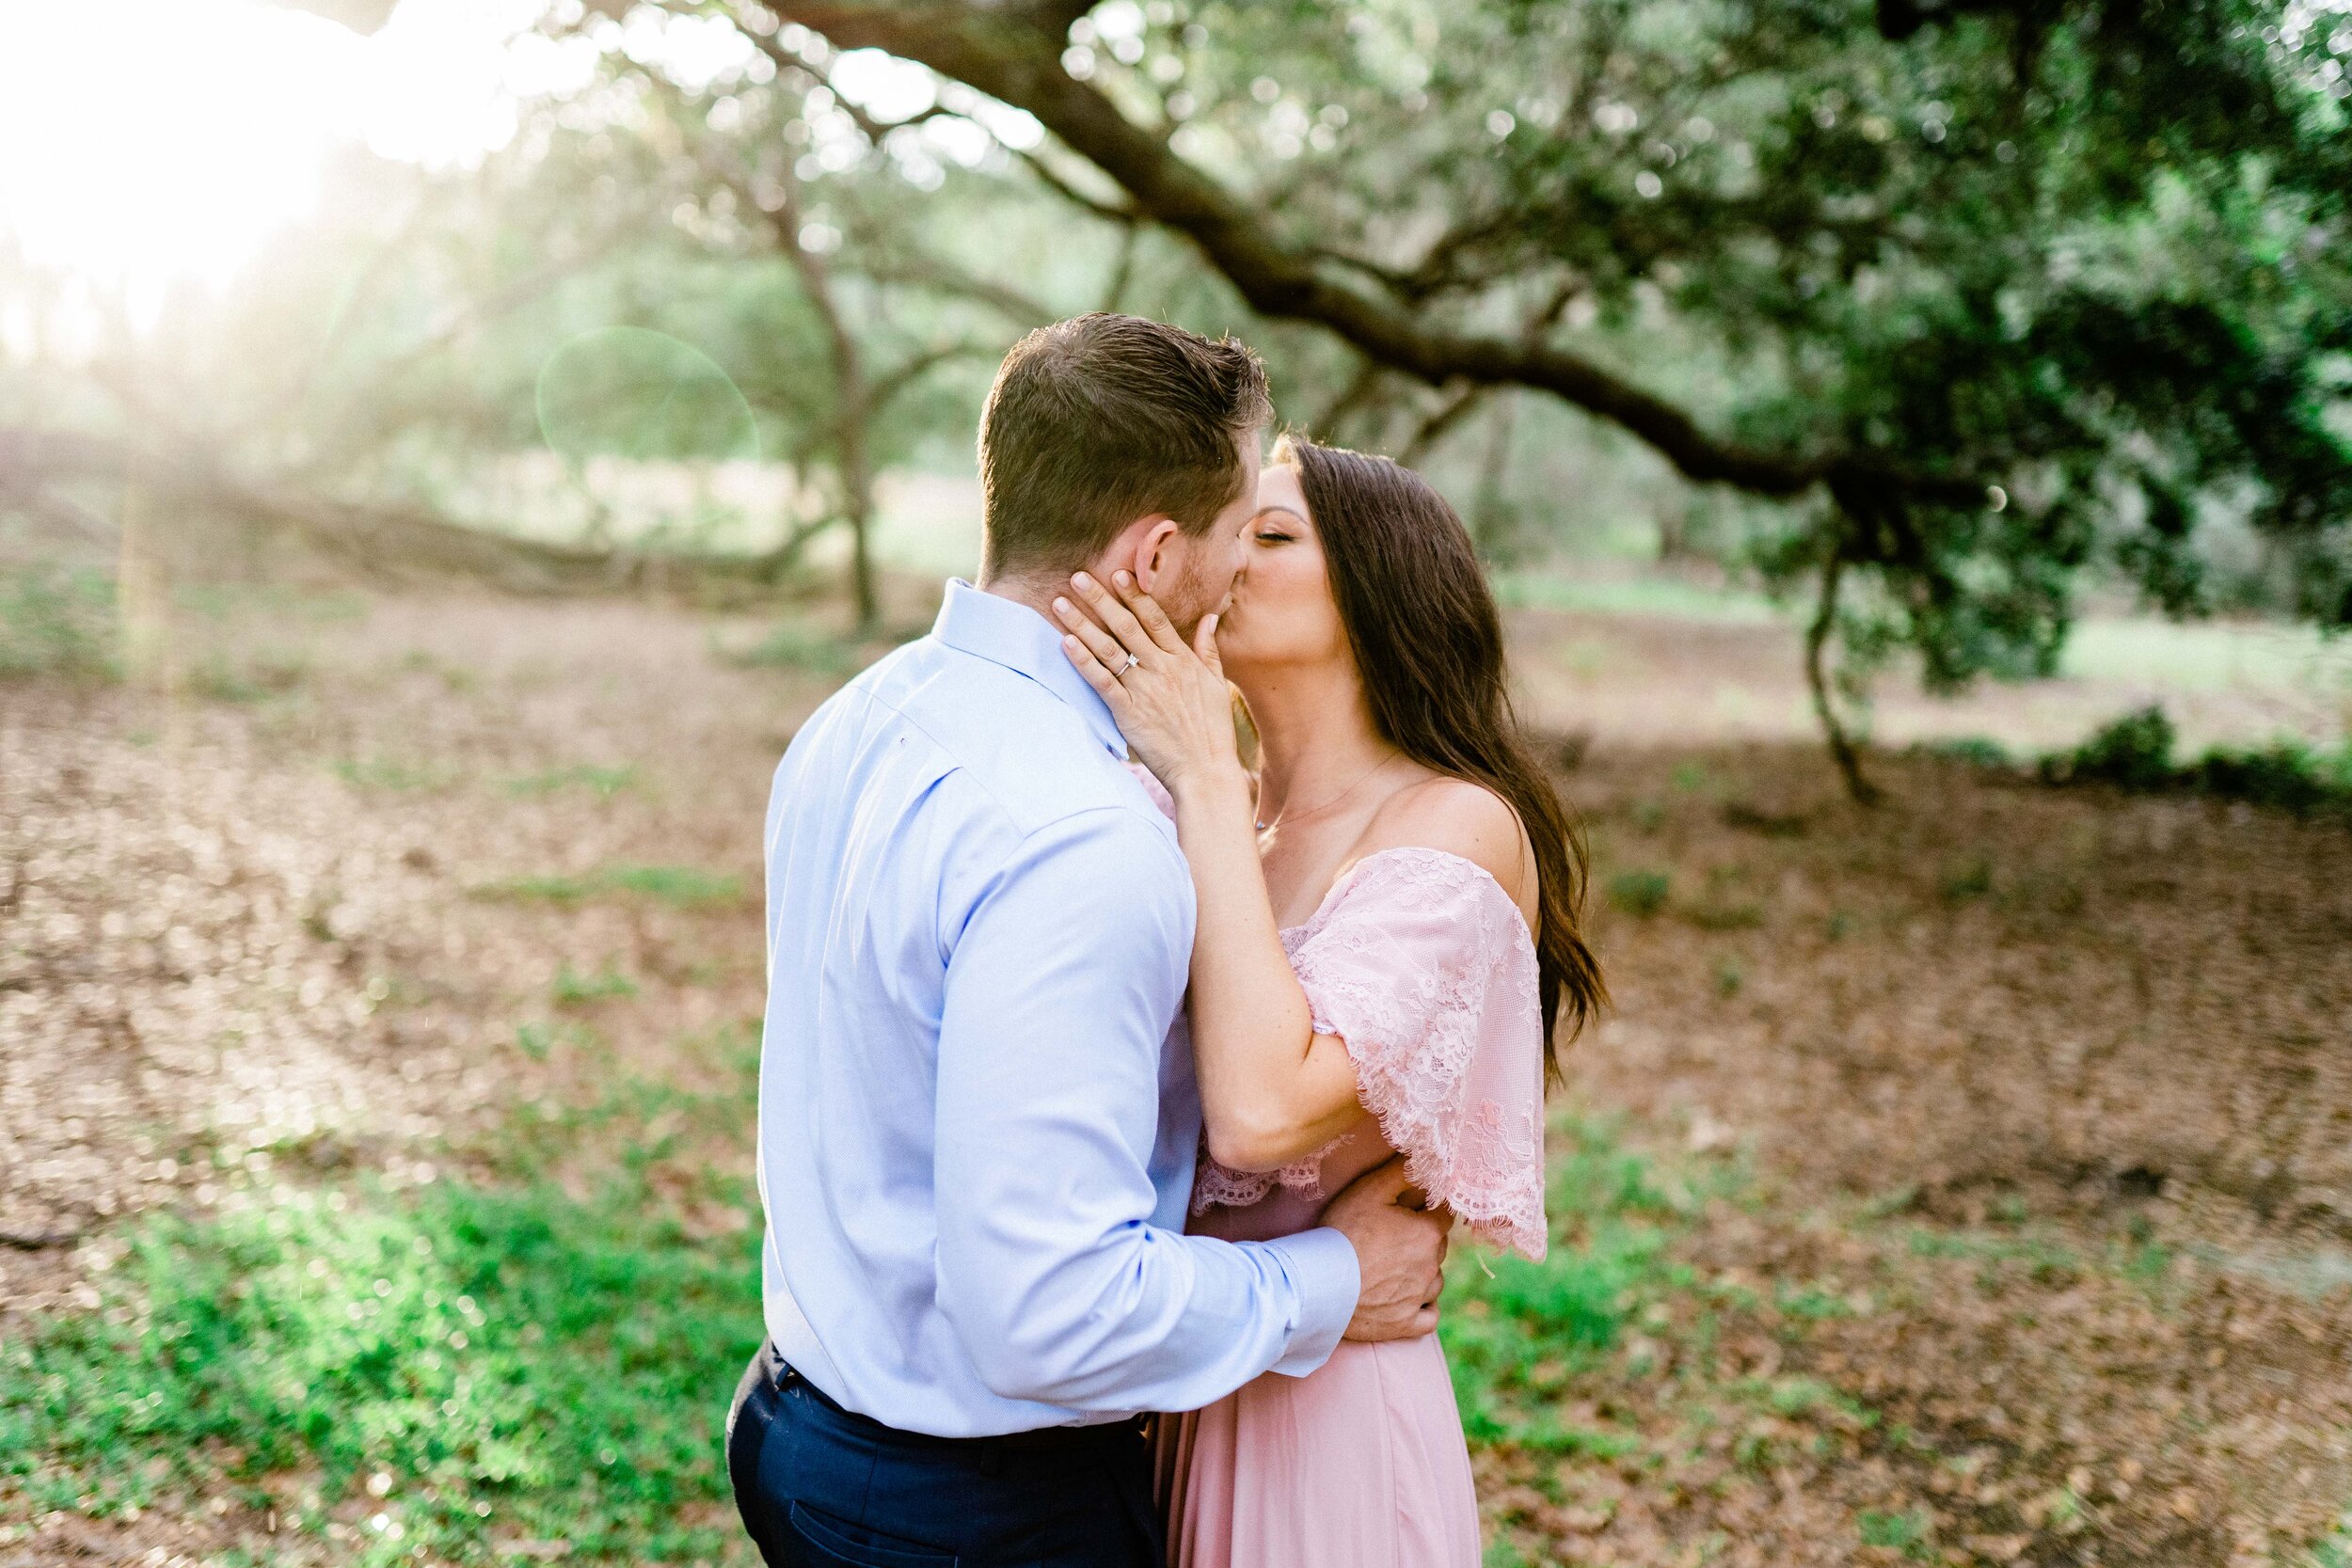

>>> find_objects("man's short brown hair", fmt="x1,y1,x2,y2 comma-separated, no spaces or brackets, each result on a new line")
978,314,1272,578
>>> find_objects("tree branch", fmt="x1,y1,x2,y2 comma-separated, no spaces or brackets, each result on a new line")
1309,358,1389,444
758,0,1986,513
1009,143,1139,224
1395,281,1576,466
856,250,1057,327
1395,383,1488,467
1099,222,1140,313
866,339,986,413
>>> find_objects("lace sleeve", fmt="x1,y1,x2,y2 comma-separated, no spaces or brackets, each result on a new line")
1285,847,1549,1260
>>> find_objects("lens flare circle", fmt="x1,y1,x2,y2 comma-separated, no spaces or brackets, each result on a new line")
533,325,759,470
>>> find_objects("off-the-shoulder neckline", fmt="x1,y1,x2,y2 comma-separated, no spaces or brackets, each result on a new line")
1278,844,1535,942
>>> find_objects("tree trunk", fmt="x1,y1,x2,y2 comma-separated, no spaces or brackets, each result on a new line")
1657,496,1690,562
1805,549,1882,805
117,483,177,695
840,419,879,631
768,173,882,631
1470,394,1518,558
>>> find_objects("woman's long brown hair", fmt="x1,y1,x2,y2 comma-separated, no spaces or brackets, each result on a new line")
1276,434,1607,1080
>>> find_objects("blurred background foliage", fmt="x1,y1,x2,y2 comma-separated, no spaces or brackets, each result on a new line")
1,0,2347,785
8,6,2352,1561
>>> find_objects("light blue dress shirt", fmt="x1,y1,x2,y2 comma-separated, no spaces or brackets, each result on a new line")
756,579,1360,1438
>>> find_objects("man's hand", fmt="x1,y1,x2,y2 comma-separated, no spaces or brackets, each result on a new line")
1321,1157,1452,1342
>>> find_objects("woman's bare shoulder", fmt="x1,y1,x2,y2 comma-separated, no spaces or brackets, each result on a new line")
1353,773,1534,913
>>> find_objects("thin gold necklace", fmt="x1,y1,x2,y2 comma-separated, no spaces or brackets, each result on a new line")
1256,752,1400,833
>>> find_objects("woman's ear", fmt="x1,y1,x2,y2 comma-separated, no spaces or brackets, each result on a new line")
1130,516,1184,595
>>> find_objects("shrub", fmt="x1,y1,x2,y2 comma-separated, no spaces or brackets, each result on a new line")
2053,705,2178,792
2041,705,2352,818
1916,736,2010,768
2190,742,2352,816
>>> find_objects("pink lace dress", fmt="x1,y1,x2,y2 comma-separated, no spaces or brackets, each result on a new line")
1153,847,1549,1568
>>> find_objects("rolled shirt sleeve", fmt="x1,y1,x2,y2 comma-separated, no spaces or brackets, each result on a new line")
932,807,1359,1412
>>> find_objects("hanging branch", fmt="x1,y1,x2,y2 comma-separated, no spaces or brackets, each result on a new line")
1397,383,1487,467
1099,222,1141,314
1310,359,1388,445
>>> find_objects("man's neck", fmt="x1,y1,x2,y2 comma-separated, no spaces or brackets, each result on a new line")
972,571,1063,624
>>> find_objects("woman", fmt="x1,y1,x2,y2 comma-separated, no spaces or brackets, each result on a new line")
1050,436,1607,1568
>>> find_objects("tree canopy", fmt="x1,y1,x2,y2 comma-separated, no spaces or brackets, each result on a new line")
680,0,2352,788
7,0,2348,789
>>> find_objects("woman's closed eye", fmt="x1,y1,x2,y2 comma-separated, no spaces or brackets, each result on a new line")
1248,506,1304,546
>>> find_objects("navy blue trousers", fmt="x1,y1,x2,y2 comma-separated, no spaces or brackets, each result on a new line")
726,1341,1164,1568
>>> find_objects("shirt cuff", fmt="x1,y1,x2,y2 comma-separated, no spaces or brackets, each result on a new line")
1259,1226,1359,1378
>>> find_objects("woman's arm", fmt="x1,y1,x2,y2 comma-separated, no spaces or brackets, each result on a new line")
1160,744,1367,1170
1054,573,1362,1171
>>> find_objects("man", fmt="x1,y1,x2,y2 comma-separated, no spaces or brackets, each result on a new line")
728,314,1452,1568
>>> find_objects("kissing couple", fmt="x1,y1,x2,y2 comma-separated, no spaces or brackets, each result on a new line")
728,313,1607,1568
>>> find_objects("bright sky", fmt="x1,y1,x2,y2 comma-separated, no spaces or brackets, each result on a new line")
0,0,1030,326
0,0,590,304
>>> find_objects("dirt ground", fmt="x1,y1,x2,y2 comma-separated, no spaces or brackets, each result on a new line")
1523,741,2352,1567
4,578,2349,1566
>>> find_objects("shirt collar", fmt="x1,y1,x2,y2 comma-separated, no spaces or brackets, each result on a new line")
931,579,1127,761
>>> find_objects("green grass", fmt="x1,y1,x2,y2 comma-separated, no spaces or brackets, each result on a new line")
1774,1284,1862,1322
191,649,310,704
479,865,746,911
0,562,117,681
334,757,459,793
1439,1117,1708,1453
2308,1511,2352,1568
504,765,640,799
0,1080,763,1566
553,964,639,1006
513,1022,596,1063
1858,1505,1934,1557
1606,869,1672,918
1899,1225,2088,1291
1751,1374,1870,1421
